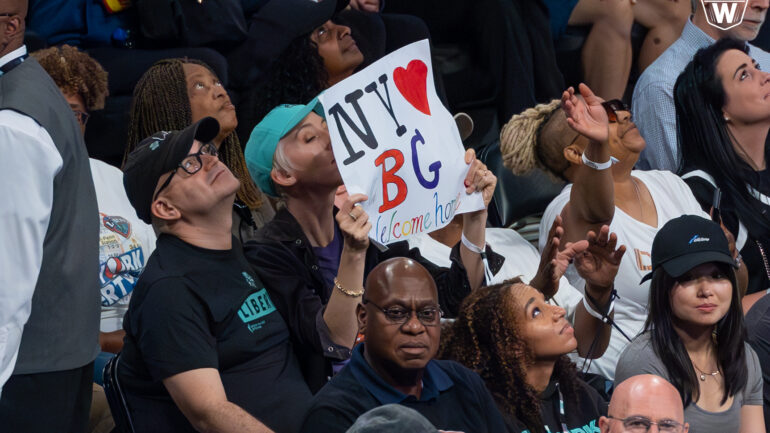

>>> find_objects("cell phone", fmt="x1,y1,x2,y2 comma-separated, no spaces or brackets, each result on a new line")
712,188,722,226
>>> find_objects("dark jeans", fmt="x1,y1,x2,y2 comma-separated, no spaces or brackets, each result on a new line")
0,362,94,433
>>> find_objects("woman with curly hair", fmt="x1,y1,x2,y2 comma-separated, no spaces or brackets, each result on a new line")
236,17,364,140
440,261,618,433
124,58,273,242
498,85,723,381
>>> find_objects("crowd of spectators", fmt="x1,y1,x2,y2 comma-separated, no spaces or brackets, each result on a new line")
3,0,770,432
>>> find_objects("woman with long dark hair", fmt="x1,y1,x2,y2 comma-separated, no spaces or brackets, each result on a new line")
440,228,624,433
675,37,770,310
615,215,764,433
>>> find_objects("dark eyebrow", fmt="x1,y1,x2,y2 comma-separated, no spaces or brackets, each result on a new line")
524,297,536,313
734,63,748,79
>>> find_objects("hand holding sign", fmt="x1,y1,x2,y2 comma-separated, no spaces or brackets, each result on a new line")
336,193,371,253
320,40,485,245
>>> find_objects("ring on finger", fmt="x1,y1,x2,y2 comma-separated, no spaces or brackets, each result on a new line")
349,211,357,221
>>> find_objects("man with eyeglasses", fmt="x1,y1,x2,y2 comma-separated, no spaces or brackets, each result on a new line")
118,118,313,433
300,257,508,433
0,0,101,431
600,374,689,433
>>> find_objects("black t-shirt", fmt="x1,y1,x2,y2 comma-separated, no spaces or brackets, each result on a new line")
506,377,607,433
119,234,312,433
300,344,509,433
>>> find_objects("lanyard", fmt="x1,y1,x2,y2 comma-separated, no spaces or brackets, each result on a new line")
543,383,570,433
0,54,28,76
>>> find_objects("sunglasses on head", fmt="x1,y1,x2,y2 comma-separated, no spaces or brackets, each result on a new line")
601,99,631,123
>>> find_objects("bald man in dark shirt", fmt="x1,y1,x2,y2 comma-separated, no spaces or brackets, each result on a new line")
300,257,509,433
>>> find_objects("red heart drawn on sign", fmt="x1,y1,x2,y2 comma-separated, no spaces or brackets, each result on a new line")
393,60,431,116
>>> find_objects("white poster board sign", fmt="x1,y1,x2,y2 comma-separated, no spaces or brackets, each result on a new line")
319,39,484,245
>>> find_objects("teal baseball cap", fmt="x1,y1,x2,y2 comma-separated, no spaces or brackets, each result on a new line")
245,96,325,196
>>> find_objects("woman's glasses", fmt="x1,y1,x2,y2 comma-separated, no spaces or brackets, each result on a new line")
601,99,631,123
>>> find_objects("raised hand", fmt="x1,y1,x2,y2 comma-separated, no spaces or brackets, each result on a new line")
463,148,497,210
531,215,589,298
336,193,371,253
573,225,625,292
561,83,609,144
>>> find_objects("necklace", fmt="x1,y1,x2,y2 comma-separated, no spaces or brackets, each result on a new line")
631,177,644,222
691,353,720,381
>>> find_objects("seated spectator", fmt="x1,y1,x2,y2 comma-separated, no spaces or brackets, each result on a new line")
745,294,770,432
32,44,156,357
123,58,274,243
300,258,509,432
119,118,311,433
32,43,155,433
600,374,689,433
499,84,711,380
615,215,765,432
676,38,770,309
236,0,365,140
545,0,689,99
440,226,627,433
632,0,770,171
243,98,498,392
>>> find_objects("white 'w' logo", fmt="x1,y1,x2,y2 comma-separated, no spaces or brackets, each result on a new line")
712,2,738,23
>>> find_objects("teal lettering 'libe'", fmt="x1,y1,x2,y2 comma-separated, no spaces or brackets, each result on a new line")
238,289,276,323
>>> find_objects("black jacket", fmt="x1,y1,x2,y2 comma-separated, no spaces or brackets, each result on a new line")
244,207,503,392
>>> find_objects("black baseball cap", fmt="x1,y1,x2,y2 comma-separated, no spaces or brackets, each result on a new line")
640,215,736,283
123,117,220,224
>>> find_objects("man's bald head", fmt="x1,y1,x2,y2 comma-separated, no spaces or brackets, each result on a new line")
358,257,441,377
0,0,26,57
600,375,689,433
364,257,438,304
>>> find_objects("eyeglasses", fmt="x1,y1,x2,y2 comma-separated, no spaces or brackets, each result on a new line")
601,99,631,123
153,142,219,200
73,110,90,126
362,298,443,326
607,415,684,433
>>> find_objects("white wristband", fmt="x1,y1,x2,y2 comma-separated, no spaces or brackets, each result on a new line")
460,232,484,253
581,153,619,171
583,296,614,322
461,232,494,285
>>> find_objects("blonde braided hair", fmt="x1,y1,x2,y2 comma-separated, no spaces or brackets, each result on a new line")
499,99,566,180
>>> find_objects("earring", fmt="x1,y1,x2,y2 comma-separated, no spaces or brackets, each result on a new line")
724,116,730,122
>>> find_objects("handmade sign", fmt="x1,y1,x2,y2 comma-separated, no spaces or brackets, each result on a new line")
319,39,484,245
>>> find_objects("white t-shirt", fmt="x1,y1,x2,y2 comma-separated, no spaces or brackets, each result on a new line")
90,159,156,332
407,228,584,320
539,170,709,380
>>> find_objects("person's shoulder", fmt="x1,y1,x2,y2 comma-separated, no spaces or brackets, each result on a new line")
748,43,770,63
615,332,669,383
433,359,485,388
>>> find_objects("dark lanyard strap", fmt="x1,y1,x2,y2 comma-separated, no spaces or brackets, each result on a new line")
0,54,28,75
